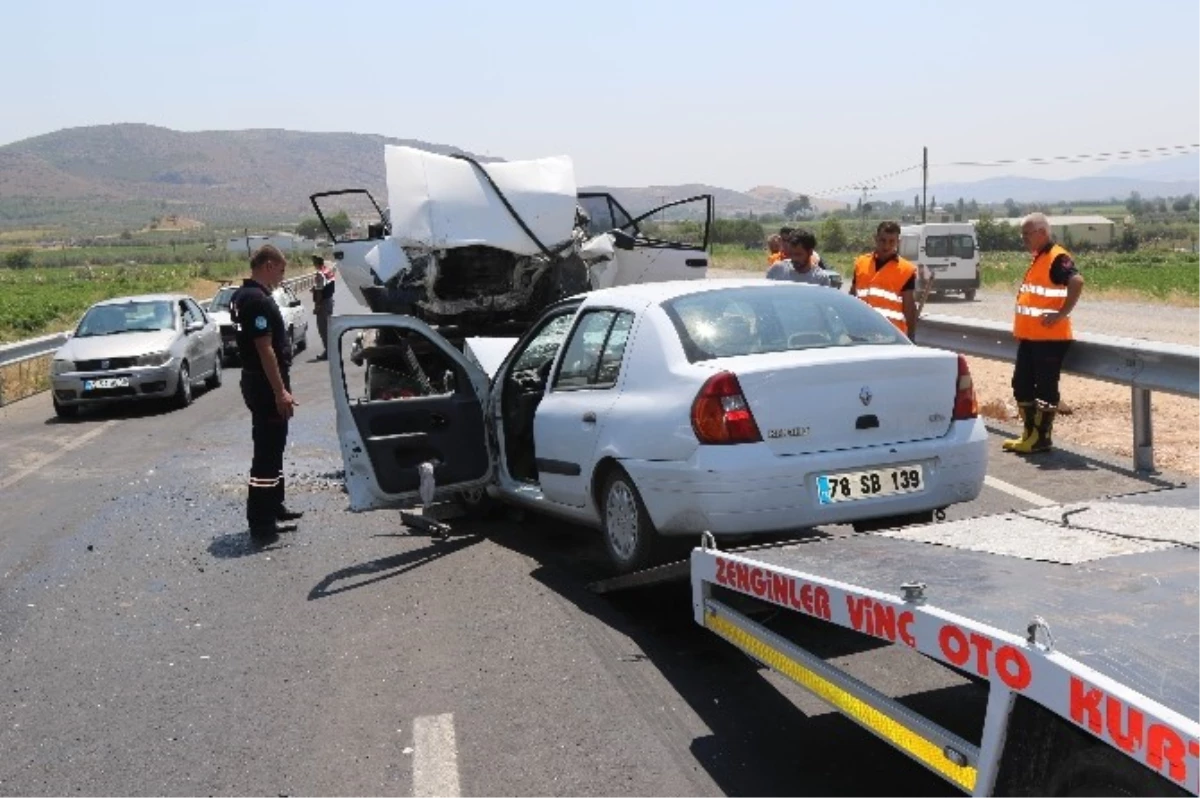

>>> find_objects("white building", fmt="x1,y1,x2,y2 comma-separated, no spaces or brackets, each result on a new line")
225,232,317,256
977,215,1117,247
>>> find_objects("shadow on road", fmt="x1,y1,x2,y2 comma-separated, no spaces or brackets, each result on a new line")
307,533,483,600
44,387,224,426
207,529,295,559
480,517,969,796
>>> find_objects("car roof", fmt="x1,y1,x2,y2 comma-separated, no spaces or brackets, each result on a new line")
92,294,189,306
578,277,816,307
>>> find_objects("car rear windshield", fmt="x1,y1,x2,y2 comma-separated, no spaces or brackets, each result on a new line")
662,285,906,363
208,289,236,312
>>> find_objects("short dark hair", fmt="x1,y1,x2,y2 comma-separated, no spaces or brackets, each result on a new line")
788,229,817,250
876,220,901,237
311,254,324,266
779,226,795,237
250,244,286,270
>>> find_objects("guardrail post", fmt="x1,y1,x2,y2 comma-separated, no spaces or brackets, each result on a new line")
1131,387,1155,473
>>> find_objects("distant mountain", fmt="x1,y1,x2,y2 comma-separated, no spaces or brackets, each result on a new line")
861,173,1199,205
0,124,858,231
0,123,495,229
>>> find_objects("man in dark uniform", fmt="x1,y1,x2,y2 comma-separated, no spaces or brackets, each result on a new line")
310,254,336,360
231,245,303,540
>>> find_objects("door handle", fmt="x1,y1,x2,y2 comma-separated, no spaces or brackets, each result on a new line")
581,411,597,423
430,412,448,428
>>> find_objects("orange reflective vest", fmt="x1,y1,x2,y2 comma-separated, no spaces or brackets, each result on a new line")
768,251,784,265
853,254,917,334
1013,244,1074,341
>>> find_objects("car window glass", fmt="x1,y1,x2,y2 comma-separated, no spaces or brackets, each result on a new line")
209,289,236,312
184,298,206,323
554,310,618,389
663,286,905,363
510,313,575,374
180,301,198,327
951,234,975,259
924,236,950,257
594,312,633,386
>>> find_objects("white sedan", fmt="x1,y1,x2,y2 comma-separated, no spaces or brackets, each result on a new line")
329,279,989,573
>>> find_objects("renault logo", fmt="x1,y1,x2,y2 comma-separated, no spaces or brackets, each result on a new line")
859,386,872,406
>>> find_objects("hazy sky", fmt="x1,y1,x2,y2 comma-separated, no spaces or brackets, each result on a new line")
2,0,1197,196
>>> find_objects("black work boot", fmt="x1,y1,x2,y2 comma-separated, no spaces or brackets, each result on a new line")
273,477,304,522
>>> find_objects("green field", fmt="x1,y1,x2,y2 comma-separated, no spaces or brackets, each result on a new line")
0,262,248,343
709,245,1199,302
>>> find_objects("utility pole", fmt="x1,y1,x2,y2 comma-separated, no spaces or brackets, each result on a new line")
857,184,876,237
922,146,928,224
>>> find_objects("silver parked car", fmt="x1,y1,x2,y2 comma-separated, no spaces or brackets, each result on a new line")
49,294,223,418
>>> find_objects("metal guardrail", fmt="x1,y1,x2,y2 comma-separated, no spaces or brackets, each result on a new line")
919,314,1200,473
0,271,328,407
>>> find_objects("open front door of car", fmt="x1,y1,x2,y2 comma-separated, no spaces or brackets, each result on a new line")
328,314,493,512
577,193,713,288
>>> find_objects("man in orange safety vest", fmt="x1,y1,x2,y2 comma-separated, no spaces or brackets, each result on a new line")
1002,213,1084,454
850,220,918,338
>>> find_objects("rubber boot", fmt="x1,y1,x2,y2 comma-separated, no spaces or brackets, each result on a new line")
1028,406,1056,453
1011,405,1056,454
1002,402,1036,452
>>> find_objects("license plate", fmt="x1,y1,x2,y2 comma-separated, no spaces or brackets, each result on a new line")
84,377,130,391
817,464,924,504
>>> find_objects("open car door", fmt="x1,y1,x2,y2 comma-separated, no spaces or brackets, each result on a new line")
309,190,392,309
576,193,712,289
328,314,493,512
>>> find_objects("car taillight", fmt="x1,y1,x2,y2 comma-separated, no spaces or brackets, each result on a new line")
953,355,978,420
691,371,762,445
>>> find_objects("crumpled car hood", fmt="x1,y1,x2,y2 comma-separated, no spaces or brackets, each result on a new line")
384,145,578,256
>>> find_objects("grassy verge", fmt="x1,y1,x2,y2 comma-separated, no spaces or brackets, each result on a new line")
0,262,248,343
0,353,52,406
709,245,1199,303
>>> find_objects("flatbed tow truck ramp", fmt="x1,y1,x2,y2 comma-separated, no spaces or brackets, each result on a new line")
614,485,1197,796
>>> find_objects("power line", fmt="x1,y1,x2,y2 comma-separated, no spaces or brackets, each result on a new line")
936,144,1199,168
808,164,923,198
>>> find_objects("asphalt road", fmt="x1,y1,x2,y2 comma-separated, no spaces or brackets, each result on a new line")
0,281,1187,796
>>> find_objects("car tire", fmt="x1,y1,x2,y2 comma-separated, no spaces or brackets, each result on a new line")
456,486,500,520
205,357,222,389
173,362,192,408
53,396,78,419
964,289,977,301
600,468,659,574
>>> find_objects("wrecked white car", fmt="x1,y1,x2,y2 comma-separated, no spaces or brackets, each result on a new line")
310,145,713,337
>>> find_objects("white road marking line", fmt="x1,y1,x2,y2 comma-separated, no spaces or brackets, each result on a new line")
412,713,460,798
0,420,118,491
983,475,1056,507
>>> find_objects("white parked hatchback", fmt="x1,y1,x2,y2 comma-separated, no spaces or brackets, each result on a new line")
329,279,988,573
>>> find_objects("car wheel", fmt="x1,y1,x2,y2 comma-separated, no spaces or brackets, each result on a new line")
456,486,499,520
600,468,658,574
205,356,222,389
53,396,78,419
287,326,295,355
964,289,977,301
174,362,192,408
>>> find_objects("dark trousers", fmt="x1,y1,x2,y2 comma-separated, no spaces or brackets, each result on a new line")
316,304,332,352
1012,340,1072,406
241,371,290,527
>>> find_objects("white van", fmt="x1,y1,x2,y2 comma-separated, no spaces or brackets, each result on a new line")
899,222,981,301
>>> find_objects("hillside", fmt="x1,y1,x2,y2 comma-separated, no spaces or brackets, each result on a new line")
0,124,837,231
0,124,494,230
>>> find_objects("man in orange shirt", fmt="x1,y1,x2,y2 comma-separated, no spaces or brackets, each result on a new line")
1002,213,1084,454
766,234,784,266
850,221,918,338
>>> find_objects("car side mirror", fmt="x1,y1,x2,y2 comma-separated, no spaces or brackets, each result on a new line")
612,229,637,250
289,299,303,308
186,321,204,334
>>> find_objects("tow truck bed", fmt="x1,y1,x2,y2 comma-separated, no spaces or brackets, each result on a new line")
682,485,1199,795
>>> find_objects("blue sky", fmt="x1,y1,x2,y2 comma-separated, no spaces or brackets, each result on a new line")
2,0,1197,195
